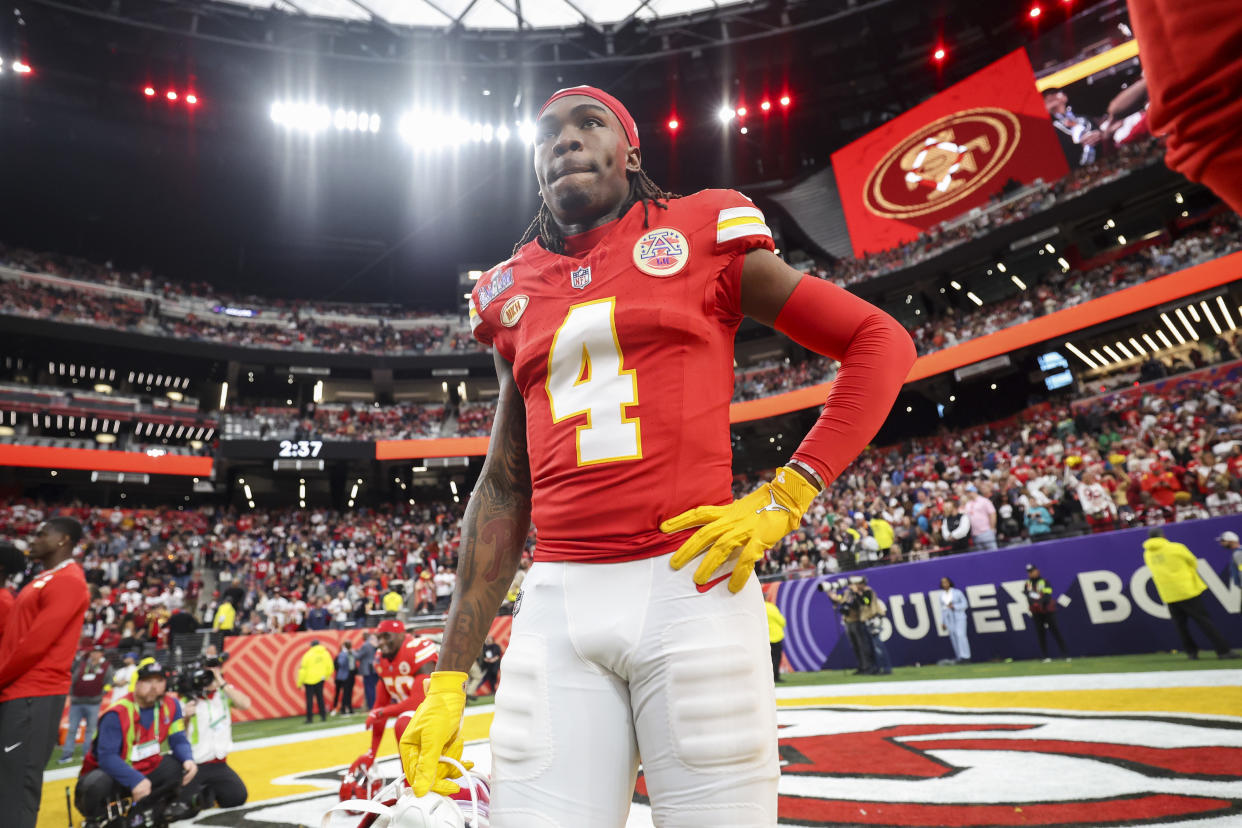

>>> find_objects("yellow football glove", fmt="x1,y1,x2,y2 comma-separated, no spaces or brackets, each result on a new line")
399,671,469,797
661,466,819,593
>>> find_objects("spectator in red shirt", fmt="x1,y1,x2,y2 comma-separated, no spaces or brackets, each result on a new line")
0,517,91,828
0,541,27,645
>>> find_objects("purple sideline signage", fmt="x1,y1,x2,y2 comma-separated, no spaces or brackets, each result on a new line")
775,516,1242,670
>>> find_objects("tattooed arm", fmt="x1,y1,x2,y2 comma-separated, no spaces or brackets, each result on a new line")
436,349,532,673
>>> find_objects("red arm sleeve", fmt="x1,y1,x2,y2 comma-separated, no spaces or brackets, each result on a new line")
774,277,917,486
0,576,88,689
1129,0,1242,212
373,676,391,711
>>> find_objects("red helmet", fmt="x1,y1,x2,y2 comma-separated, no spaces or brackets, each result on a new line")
376,619,405,635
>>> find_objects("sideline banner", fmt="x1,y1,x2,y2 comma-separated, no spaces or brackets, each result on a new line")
222,617,514,722
831,49,1068,257
776,516,1241,671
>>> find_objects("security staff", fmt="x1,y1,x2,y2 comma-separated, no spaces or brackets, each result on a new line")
75,660,197,825
179,663,251,811
1142,529,1239,660
1024,564,1069,661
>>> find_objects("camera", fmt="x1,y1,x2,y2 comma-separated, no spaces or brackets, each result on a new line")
203,652,228,669
171,661,217,699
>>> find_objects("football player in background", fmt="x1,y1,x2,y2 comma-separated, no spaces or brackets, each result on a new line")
400,85,915,825
1128,0,1242,213
340,620,438,824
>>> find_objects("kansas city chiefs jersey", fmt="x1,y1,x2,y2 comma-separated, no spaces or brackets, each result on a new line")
469,189,774,563
377,636,439,703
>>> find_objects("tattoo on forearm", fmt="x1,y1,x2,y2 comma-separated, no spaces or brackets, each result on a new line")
439,357,532,673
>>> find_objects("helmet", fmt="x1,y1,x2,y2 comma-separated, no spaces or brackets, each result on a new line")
324,758,489,828
376,619,405,635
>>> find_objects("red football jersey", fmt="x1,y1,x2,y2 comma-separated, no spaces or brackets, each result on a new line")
375,635,439,710
470,189,774,563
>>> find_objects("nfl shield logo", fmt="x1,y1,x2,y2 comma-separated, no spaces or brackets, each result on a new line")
570,265,592,290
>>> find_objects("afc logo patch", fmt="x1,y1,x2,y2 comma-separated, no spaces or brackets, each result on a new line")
633,227,689,277
570,265,592,290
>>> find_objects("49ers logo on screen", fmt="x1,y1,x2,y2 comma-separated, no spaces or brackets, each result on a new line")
863,108,1020,220
632,708,1242,826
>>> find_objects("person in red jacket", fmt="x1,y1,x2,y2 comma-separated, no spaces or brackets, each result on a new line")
0,517,91,828
1128,0,1242,213
0,540,28,644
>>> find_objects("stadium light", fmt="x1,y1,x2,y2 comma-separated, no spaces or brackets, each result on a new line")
1156,329,1174,349
12,60,31,75
1160,313,1186,345
1200,301,1222,335
270,101,332,133
1187,304,1200,323
1217,296,1236,330
166,90,178,101
1174,307,1199,340
1128,337,1146,356
740,126,748,135
717,105,735,124
1028,5,1042,19
759,101,771,112
1142,333,1160,351
1114,341,1134,360
1102,345,1123,363
1090,348,1109,366
966,292,983,307
667,118,679,131
218,381,228,410
736,106,748,118
143,86,155,97
779,95,791,107
933,47,946,62
185,94,198,105
1010,275,1027,290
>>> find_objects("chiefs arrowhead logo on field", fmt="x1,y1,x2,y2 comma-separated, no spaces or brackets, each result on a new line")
632,709,1242,826
864,107,1020,220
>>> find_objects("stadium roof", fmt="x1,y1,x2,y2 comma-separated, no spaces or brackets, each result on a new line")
215,0,744,31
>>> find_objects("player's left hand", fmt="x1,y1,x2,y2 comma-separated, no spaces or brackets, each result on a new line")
661,465,819,593
365,708,390,730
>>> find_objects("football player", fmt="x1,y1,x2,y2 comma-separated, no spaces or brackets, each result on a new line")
400,85,916,825
340,620,438,823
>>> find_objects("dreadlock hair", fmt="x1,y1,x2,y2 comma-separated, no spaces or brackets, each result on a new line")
513,169,679,256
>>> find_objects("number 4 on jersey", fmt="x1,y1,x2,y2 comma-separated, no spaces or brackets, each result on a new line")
545,298,642,466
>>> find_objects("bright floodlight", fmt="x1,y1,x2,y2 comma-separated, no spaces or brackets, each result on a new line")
759,101,771,112
144,86,156,97
496,125,511,142
736,106,747,117
13,60,31,74
717,105,735,124
779,94,791,107
369,113,381,133
185,93,198,105
166,90,178,101
517,120,536,145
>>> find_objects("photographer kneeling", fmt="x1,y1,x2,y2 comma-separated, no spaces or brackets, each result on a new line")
75,660,196,827
177,658,251,813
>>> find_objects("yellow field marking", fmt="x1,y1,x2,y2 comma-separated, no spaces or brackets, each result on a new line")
37,711,497,828
777,686,1242,719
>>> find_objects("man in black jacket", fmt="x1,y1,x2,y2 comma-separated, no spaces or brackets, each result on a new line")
1025,564,1069,661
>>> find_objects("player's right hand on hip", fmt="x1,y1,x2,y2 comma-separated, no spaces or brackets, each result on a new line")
399,670,469,797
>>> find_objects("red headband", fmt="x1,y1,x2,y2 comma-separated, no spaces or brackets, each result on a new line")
538,85,640,149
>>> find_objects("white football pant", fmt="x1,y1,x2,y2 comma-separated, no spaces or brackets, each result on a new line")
488,553,778,827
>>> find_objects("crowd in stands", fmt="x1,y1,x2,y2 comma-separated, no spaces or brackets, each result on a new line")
455,402,495,437
0,244,441,321
0,136,1175,362
229,402,448,441
739,214,1242,402
812,137,1167,287
3,356,1241,652
0,499,474,652
754,365,1242,578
